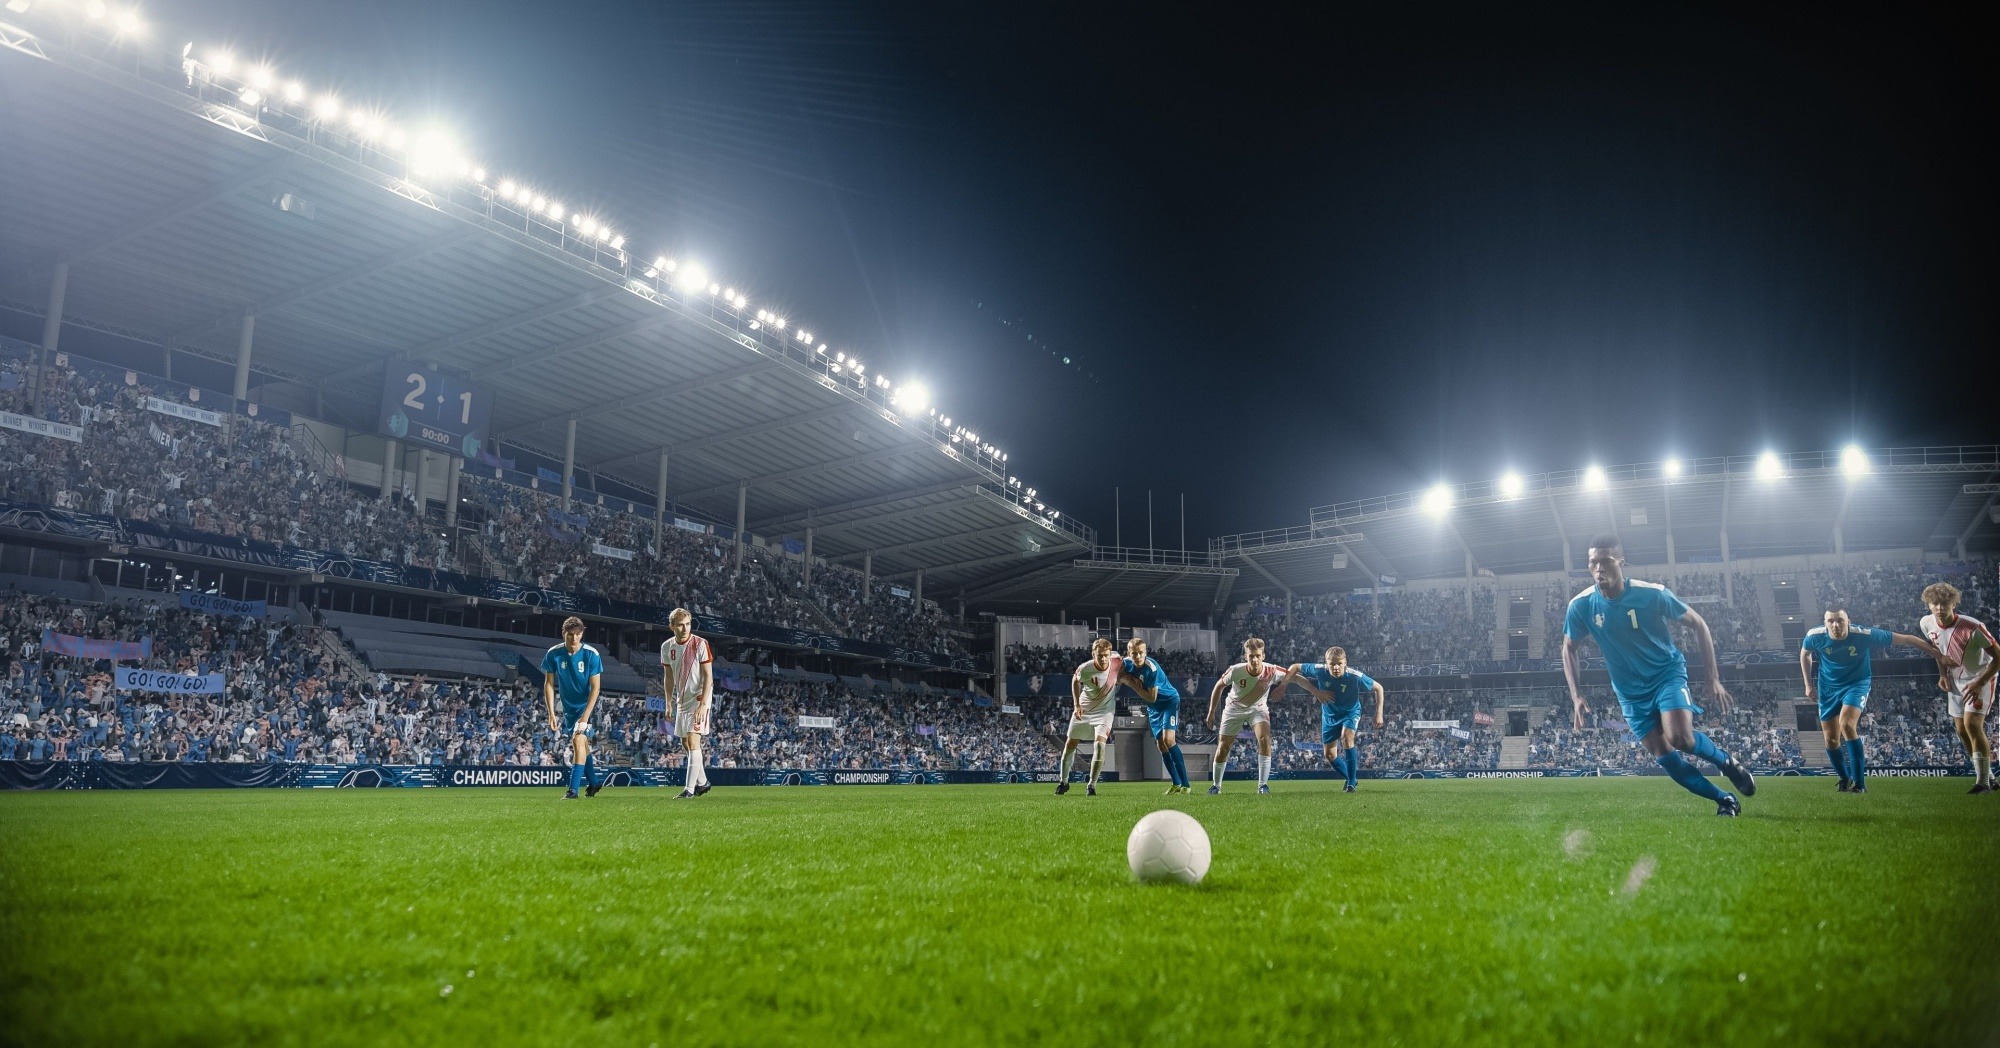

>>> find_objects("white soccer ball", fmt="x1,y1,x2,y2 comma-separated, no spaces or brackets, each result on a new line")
1126,809,1211,885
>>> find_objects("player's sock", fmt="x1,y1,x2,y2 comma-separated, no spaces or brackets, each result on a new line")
689,745,706,788
1058,748,1075,783
1344,747,1360,788
1688,731,1734,769
1088,746,1104,786
568,761,584,793
1976,754,1990,785
1257,754,1272,788
1211,751,1227,788
584,753,599,788
1164,745,1184,787
1846,739,1866,787
1656,751,1726,802
1826,745,1850,783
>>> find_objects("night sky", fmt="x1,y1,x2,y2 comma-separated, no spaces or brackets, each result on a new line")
127,2,2000,542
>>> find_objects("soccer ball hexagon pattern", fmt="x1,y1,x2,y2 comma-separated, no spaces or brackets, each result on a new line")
1126,809,1212,885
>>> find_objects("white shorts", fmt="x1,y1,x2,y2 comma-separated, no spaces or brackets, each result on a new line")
1066,709,1114,742
1219,703,1270,736
1948,680,1995,719
673,697,706,738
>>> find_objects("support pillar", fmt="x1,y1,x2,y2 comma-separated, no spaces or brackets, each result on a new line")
734,483,748,574
914,569,924,605
380,439,399,501
653,449,669,543
444,457,462,527
413,450,431,517
803,526,815,588
1466,551,1476,615
32,255,68,418
232,312,255,402
863,552,873,597
561,418,577,510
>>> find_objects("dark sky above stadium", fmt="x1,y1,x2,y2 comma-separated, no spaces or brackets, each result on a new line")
155,0,1994,543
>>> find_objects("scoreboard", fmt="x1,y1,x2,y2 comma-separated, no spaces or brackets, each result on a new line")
378,366,494,461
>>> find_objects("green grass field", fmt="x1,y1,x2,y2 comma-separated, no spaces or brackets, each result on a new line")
3,778,1998,1047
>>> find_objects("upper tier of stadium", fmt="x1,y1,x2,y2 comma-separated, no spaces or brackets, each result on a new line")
0,11,1089,602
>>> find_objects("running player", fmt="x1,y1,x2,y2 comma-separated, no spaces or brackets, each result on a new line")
1562,535,1757,815
1285,645,1385,793
542,616,604,799
1918,582,1999,793
660,608,716,800
1056,638,1126,796
1122,638,1192,794
1800,607,1946,793
1206,637,1288,794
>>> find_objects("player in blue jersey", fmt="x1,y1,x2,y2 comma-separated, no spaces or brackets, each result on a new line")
541,616,605,799
1800,607,1946,794
1284,645,1385,793
1122,638,1193,794
1562,535,1757,815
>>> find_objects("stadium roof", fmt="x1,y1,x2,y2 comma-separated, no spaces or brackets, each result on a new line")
0,17,1093,595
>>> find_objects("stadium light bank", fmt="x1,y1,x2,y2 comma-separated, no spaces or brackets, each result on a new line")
0,1,1072,529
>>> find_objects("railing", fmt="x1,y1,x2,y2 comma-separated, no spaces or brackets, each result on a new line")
1081,546,1222,569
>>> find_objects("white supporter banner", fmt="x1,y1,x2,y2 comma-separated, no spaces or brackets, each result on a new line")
1001,704,1022,715
1408,719,1460,729
145,396,223,427
798,715,837,729
115,667,225,695
673,517,709,534
0,410,84,443
591,542,636,561
1449,727,1473,740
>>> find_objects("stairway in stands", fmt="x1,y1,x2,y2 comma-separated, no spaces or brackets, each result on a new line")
1796,733,1831,767
1499,736,1530,769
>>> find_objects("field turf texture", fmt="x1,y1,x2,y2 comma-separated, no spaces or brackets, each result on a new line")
3,778,1997,1046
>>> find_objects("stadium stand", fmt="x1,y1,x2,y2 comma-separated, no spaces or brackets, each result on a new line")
0,348,967,657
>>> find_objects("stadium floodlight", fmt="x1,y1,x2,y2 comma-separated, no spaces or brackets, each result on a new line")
115,9,143,34
208,50,234,75
609,235,623,250
247,65,273,90
84,0,105,17
313,94,339,120
1421,483,1452,518
472,167,486,182
1050,510,1059,519
1582,465,1608,491
835,352,846,362
1662,457,1683,478
238,87,262,107
385,127,405,148
283,80,303,102
707,283,720,295
1000,452,1007,461
1755,451,1783,481
672,262,707,293
1498,471,1524,499
5,0,32,14
498,179,517,197
1841,444,1870,477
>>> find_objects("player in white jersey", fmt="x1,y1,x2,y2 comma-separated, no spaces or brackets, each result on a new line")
1055,638,1138,796
1205,637,1290,794
660,607,716,799
1919,582,1999,793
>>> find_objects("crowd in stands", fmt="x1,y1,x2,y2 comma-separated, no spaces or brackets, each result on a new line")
1004,644,1217,679
1813,560,1997,632
0,356,965,654
1232,587,1497,667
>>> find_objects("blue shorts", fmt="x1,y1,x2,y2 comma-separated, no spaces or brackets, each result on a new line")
1615,677,1701,742
1144,698,1181,738
560,708,595,739
1320,704,1362,744
1816,687,1868,723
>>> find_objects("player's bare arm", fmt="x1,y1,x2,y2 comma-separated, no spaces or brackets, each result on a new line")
1207,677,1228,729
1284,664,1328,701
1679,607,1734,714
1561,634,1589,729
543,673,560,732
1120,672,1156,702
698,659,714,733
579,673,601,729
1799,646,1818,702
1372,681,1386,729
